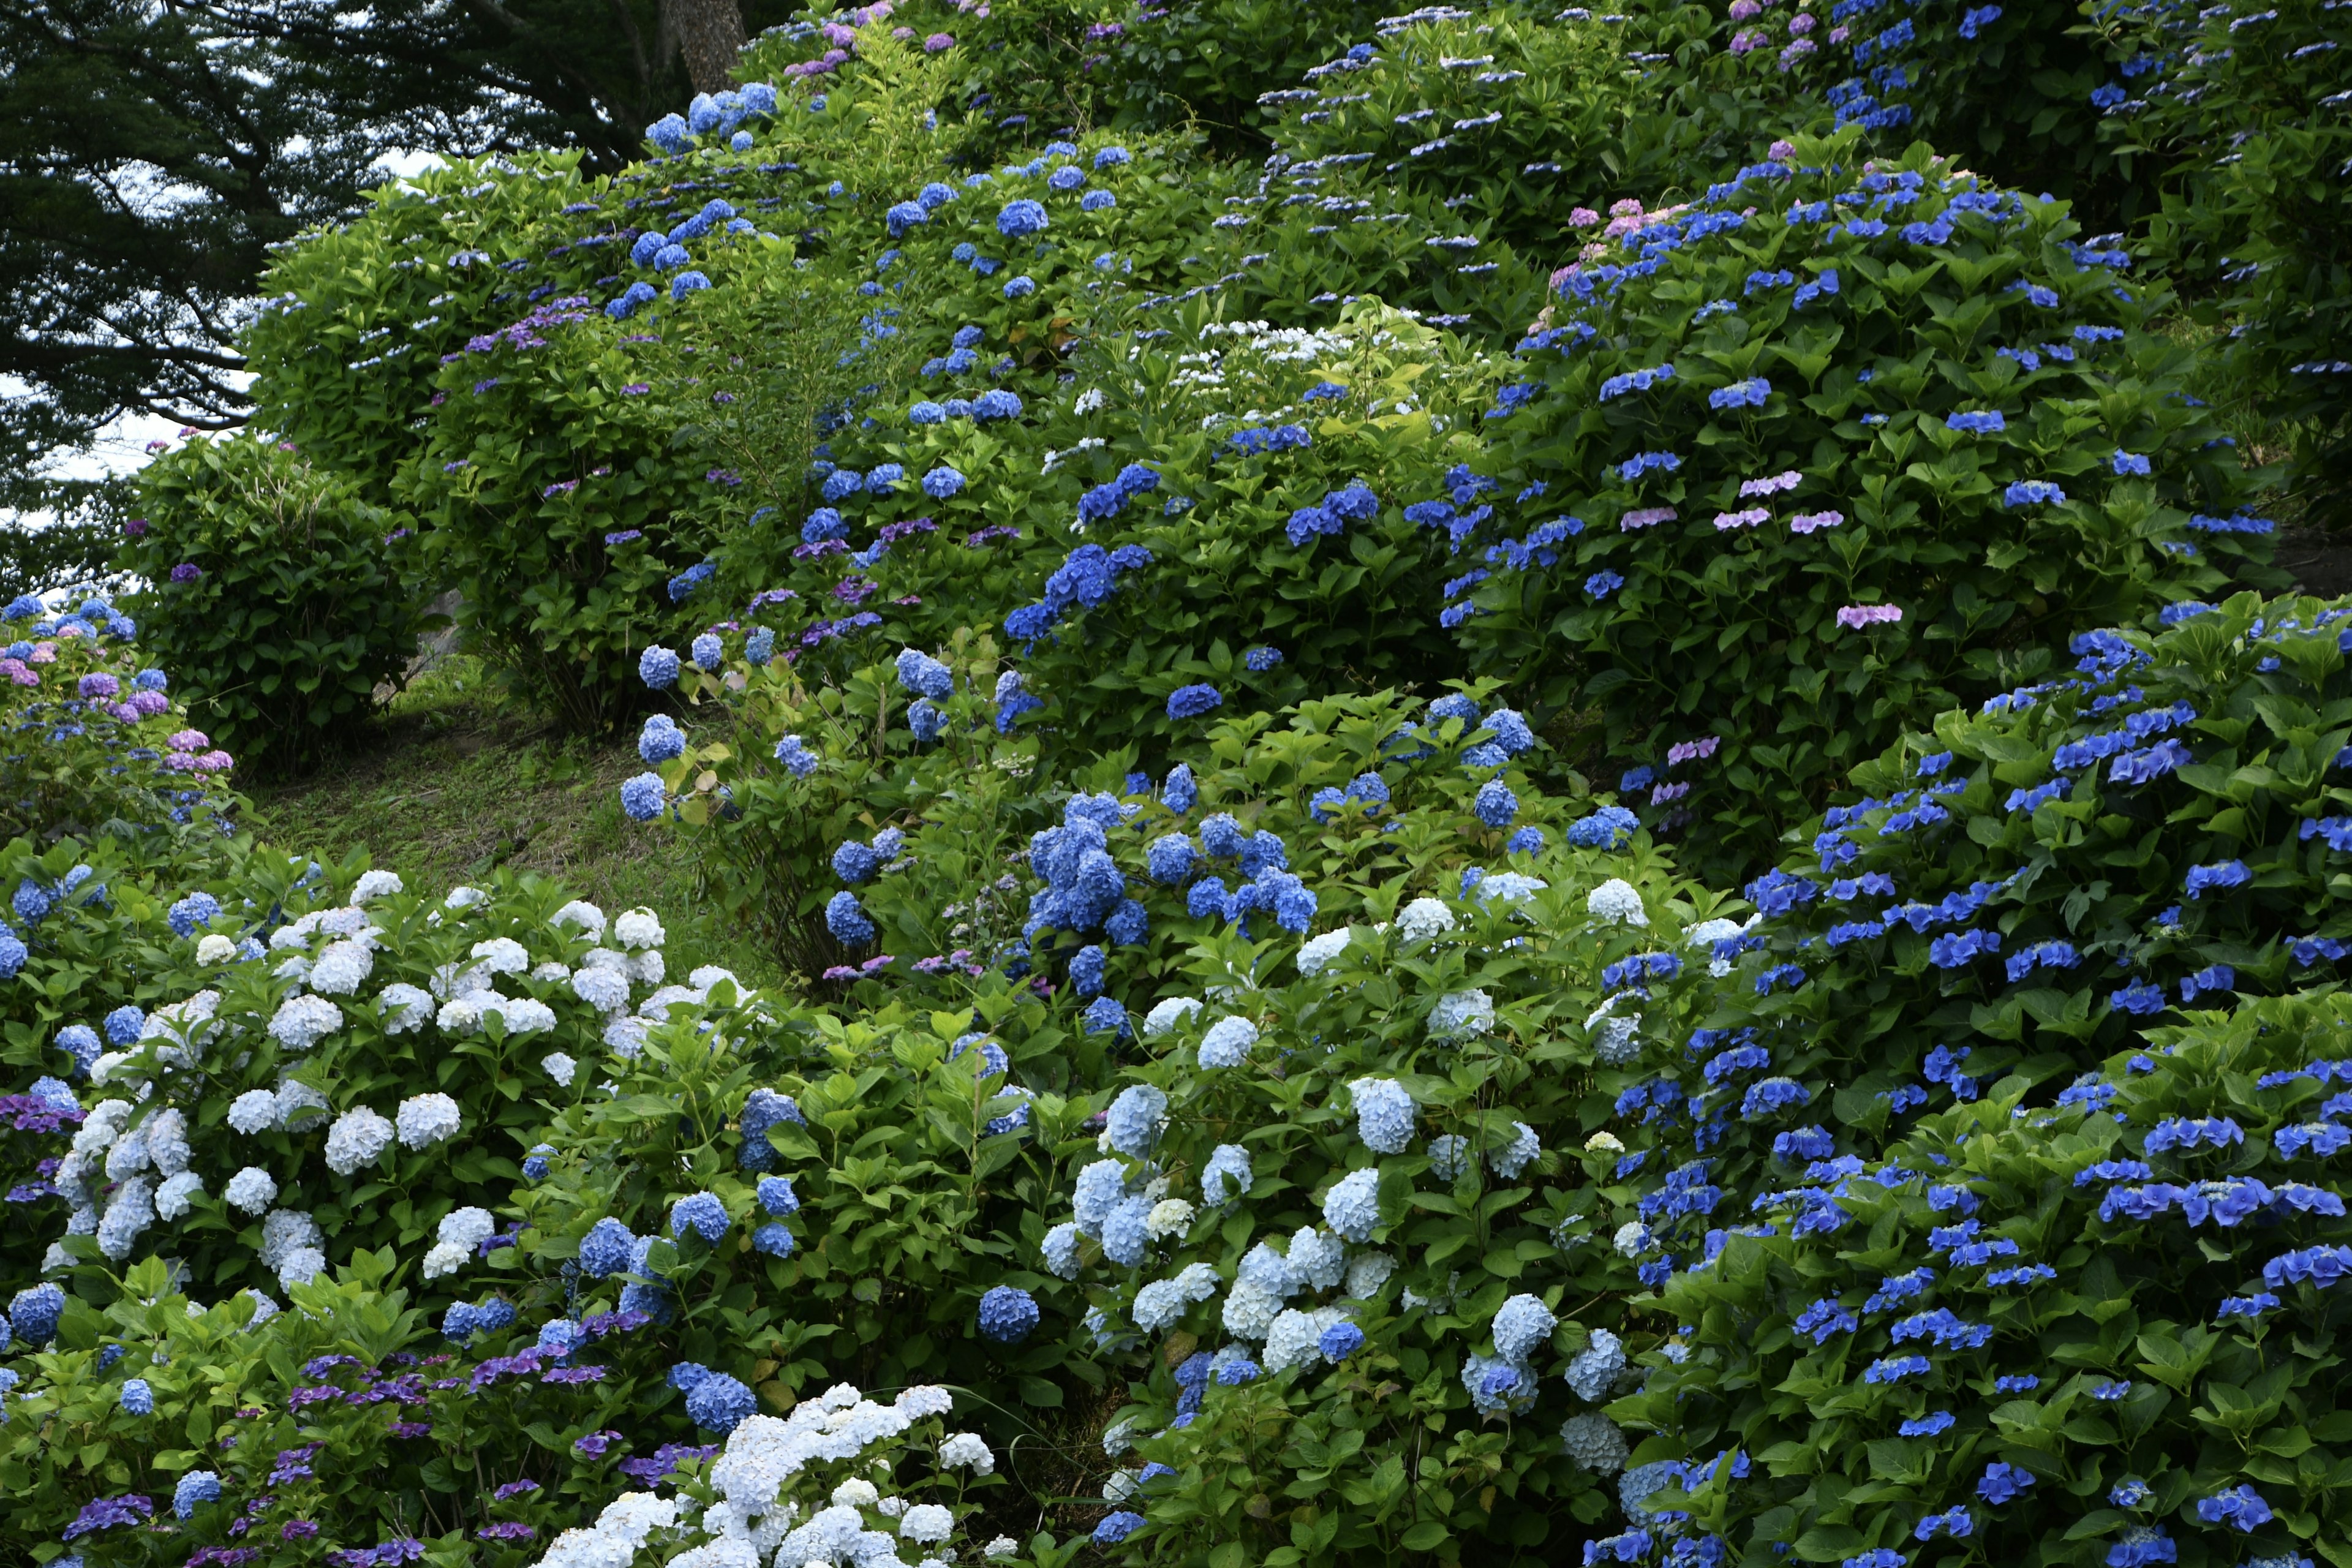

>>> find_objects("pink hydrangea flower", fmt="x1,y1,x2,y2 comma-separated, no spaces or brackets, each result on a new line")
1621,507,1678,530
1740,470,1803,497
1836,604,1903,628
1790,510,1844,533
1713,508,1770,530
1667,736,1721,766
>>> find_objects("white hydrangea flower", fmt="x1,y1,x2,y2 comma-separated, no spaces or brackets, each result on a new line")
1323,1169,1382,1242
552,899,606,938
276,1080,331,1131
1613,1221,1653,1258
195,933,236,965
243,1289,279,1326
1265,1305,1355,1372
899,1504,952,1543
309,939,375,996
831,1478,880,1509
1142,995,1203,1038
1586,878,1649,925
1344,1250,1396,1298
1688,914,1757,976
484,995,557,1034
543,1052,578,1087
324,1107,396,1176
614,908,665,949
1296,928,1352,976
1102,1469,1138,1502
269,994,343,1051
1144,1198,1195,1239
941,1433,995,1474
689,965,742,993
1490,1121,1541,1178
1395,897,1455,942
97,1176,154,1259
627,948,665,987
271,914,323,951
377,982,434,1034
1222,1277,1283,1340
274,954,314,984
104,1123,151,1182
1585,1131,1625,1154
224,1167,278,1214
1197,1015,1257,1069
422,1242,469,1280
277,1245,327,1288
604,1016,648,1058
156,1169,205,1219
1428,989,1494,1040
1289,1226,1348,1291
1200,1143,1253,1204
440,1206,496,1248
396,1093,463,1148
571,965,631,1013
985,1539,1019,1558
147,1109,190,1176
530,960,571,984
1561,1412,1629,1473
470,937,530,975
1476,872,1547,906
258,1207,321,1269
352,869,404,902
445,886,486,910
436,997,483,1034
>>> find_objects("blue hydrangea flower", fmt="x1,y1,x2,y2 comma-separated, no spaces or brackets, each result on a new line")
895,648,954,698
997,199,1049,237
825,891,876,946
1082,995,1128,1036
1104,1084,1167,1155
690,633,723,671
670,1192,729,1244
1319,1321,1365,1360
118,1378,153,1415
923,466,966,499
1474,778,1518,828
165,891,219,937
1167,684,1223,720
684,1372,756,1433
620,773,666,821
639,646,681,689
978,1284,1040,1343
173,1471,222,1519
580,1217,636,1278
639,714,685,764
752,1223,794,1257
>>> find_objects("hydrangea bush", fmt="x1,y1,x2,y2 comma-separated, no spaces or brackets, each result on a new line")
124,433,428,769
1461,129,2275,879
1619,988,2351,1568
2108,0,2352,513
0,596,239,851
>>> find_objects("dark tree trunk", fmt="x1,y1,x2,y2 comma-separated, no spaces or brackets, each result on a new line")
661,0,745,95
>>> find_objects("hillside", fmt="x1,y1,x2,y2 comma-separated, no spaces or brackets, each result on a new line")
2,2,2349,1566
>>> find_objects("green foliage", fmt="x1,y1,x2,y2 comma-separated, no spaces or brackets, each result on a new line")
1462,130,2272,883
2112,0,2352,516
0,612,240,852
1624,990,2351,1568
1258,5,1770,256
1599,590,2352,1302
123,434,427,770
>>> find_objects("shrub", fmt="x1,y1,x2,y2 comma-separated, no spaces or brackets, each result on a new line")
2109,0,2352,514
1255,5,1773,256
1620,988,2351,1568
1460,129,2274,881
1705,0,2145,223
0,597,241,850
124,433,428,770
20,867,761,1303
1597,590,2352,1286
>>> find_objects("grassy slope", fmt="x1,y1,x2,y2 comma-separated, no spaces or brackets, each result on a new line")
244,655,787,992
